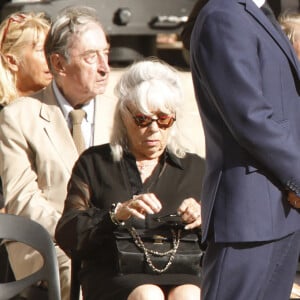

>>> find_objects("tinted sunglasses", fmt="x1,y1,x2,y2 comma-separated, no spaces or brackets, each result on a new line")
128,109,176,129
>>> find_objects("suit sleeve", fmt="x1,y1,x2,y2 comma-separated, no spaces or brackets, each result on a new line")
191,9,300,191
0,104,61,238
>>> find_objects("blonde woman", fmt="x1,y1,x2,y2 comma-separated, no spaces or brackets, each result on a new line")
0,12,51,284
279,11,300,60
0,11,51,107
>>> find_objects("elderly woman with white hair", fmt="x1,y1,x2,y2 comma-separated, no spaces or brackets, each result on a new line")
55,58,204,300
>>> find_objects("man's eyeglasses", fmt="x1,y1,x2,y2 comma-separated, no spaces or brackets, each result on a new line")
1,14,27,49
128,110,176,129
76,49,110,65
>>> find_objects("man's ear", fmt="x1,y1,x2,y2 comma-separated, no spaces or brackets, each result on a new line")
50,53,67,76
5,54,19,72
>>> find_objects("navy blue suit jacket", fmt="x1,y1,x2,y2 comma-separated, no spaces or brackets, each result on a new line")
190,0,300,243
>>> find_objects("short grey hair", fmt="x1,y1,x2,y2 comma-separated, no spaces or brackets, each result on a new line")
110,58,189,161
44,5,103,73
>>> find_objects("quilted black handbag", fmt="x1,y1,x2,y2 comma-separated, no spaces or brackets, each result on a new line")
113,226,203,275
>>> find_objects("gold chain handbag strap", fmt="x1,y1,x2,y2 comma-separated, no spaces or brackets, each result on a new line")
128,227,181,273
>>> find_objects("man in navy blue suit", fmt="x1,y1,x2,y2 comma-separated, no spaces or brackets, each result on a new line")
190,0,300,299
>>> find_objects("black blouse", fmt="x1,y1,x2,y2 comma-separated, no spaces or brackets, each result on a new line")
55,143,205,298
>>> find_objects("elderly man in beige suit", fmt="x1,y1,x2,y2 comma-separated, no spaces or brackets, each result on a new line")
0,6,116,300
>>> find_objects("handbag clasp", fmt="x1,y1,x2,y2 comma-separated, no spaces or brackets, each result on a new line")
153,234,166,244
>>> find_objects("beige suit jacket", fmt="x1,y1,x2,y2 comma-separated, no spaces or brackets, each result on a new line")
0,83,117,280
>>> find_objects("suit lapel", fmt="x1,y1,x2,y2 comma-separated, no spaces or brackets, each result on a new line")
35,86,116,171
38,85,79,174
243,0,300,79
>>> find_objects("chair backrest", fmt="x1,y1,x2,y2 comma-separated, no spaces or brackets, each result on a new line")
0,214,61,300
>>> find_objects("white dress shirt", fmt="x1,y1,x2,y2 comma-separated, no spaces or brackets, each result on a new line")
252,0,265,8
52,80,95,148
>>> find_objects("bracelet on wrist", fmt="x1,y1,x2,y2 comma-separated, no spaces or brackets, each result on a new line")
110,203,125,226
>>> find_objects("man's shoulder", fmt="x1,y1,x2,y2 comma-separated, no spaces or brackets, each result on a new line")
95,93,118,104
2,85,57,115
94,93,118,120
2,96,42,114
196,0,246,22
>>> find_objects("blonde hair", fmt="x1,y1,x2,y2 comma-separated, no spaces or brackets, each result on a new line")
279,11,300,44
0,11,50,106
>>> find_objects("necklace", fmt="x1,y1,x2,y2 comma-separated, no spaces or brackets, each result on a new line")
136,159,159,178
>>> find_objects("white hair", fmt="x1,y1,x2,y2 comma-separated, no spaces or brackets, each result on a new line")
110,58,189,161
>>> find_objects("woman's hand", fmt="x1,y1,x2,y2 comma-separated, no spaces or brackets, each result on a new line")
115,193,162,221
177,198,201,230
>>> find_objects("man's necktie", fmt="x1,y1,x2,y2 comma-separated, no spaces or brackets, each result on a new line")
69,109,86,154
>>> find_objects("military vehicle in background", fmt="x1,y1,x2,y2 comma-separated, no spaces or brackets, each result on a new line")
0,0,299,68
0,0,199,68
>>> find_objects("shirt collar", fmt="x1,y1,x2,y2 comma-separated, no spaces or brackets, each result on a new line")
252,0,265,8
124,149,184,170
52,80,95,123
164,150,184,170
